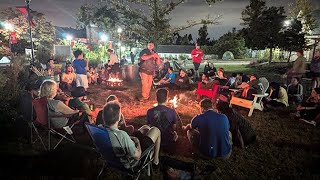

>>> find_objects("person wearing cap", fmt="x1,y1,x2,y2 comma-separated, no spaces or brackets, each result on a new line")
68,86,99,123
73,49,89,91
191,43,204,80
138,41,161,102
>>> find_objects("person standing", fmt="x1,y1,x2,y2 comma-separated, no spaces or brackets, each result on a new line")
107,49,120,78
138,41,161,102
130,52,135,65
191,43,204,79
73,49,89,91
286,49,306,85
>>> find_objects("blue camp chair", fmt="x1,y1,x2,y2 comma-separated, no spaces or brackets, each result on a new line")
85,123,155,180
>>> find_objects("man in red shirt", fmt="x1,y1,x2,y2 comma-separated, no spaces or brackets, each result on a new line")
191,43,204,79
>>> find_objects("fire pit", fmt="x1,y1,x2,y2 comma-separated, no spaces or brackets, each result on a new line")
106,77,123,87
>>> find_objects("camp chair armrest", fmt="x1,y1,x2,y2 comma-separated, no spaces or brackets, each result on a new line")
139,144,155,160
252,93,269,97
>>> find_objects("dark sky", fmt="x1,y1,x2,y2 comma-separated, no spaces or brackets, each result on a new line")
0,0,319,39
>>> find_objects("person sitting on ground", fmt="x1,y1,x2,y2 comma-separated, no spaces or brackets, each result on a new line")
208,63,217,77
87,66,98,85
235,73,249,86
96,95,135,135
203,61,210,74
154,67,176,86
287,77,303,104
293,88,320,126
215,101,256,148
174,69,191,90
263,82,289,108
102,101,161,167
147,88,178,150
200,73,214,90
97,67,109,85
236,73,261,100
61,64,76,91
40,80,79,128
161,58,171,77
46,58,54,70
183,98,232,159
187,68,195,78
214,68,229,86
68,86,99,123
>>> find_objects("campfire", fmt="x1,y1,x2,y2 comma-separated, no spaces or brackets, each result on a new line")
106,77,123,87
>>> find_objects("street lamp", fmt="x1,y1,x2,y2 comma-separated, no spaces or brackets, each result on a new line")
100,33,109,42
66,34,73,41
4,22,14,31
283,20,292,27
117,27,123,58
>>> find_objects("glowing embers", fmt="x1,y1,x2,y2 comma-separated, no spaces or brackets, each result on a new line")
106,77,123,87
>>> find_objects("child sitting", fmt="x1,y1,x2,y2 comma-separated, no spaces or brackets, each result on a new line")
87,66,98,85
287,77,303,104
97,67,109,84
96,95,135,135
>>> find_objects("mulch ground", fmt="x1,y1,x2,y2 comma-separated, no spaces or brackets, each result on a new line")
1,63,320,179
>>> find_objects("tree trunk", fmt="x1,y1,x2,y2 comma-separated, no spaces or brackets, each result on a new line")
269,48,273,64
287,51,292,63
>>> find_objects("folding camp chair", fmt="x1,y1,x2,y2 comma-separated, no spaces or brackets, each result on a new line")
32,97,76,150
85,123,155,180
197,82,220,102
229,77,269,117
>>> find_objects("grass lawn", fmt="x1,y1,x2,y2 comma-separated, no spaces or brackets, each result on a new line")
1,63,319,179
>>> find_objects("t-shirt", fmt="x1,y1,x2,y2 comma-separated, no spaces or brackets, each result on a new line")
47,99,78,128
73,59,87,75
191,48,204,63
165,72,176,83
175,75,190,87
292,56,306,74
191,110,231,158
139,48,157,75
106,127,137,169
147,105,177,146
109,53,119,65
68,98,91,114
274,87,289,107
248,79,262,94
61,72,76,84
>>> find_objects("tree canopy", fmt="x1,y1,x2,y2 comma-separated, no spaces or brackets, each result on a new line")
77,0,222,45
0,8,55,56
241,0,286,63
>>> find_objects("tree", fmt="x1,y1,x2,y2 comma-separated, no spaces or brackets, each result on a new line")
279,19,306,62
197,24,214,46
78,0,222,45
0,8,55,57
212,30,247,59
241,0,286,63
289,0,318,34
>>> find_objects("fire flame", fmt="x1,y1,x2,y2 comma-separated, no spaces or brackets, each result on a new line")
107,77,123,82
169,95,178,108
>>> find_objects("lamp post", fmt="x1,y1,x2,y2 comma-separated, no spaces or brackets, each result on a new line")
99,33,109,64
26,0,35,64
117,27,122,58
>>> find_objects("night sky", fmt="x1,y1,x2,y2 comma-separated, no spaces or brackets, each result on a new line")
0,0,319,39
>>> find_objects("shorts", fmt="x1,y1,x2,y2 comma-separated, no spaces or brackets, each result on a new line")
132,131,154,152
193,62,200,71
76,74,89,89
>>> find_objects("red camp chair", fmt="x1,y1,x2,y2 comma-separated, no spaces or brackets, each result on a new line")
197,82,220,102
32,97,77,150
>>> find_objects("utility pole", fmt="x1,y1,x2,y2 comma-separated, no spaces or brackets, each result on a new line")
26,0,35,64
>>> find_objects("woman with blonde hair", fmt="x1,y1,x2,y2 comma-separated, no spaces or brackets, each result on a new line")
40,80,79,128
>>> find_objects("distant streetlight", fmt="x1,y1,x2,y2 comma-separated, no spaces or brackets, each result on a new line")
284,20,292,27
66,34,73,41
4,22,14,31
117,27,122,34
100,33,109,42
